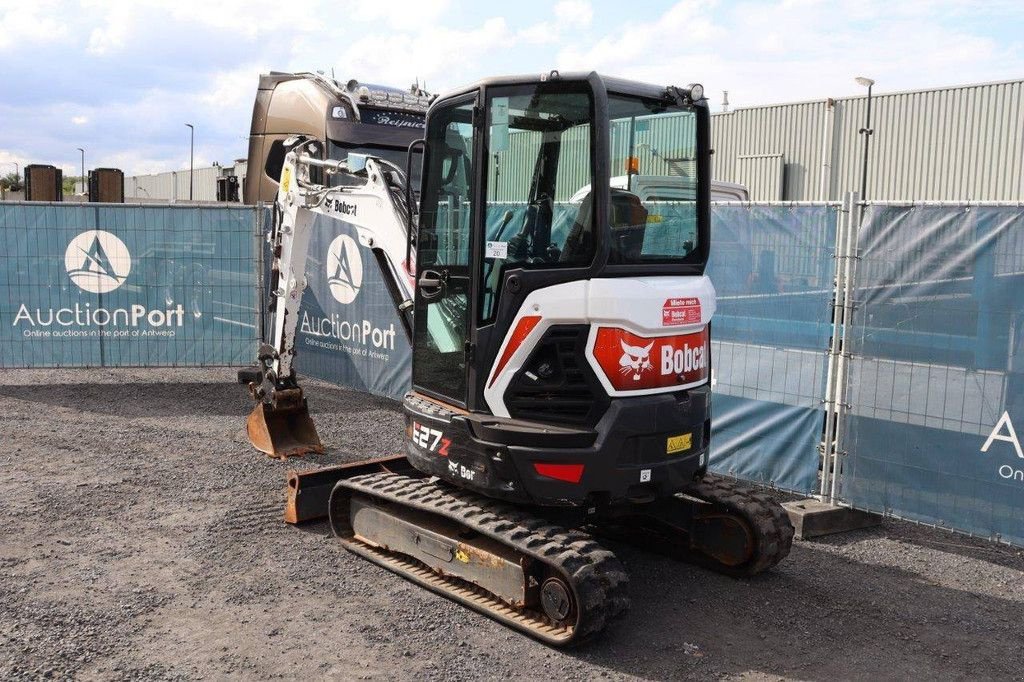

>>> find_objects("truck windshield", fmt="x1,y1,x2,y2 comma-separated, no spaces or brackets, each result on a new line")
607,94,699,264
328,141,422,193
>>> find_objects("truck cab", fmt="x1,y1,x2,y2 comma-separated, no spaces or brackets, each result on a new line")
244,71,430,204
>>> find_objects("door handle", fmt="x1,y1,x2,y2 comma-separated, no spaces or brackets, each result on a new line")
418,269,446,299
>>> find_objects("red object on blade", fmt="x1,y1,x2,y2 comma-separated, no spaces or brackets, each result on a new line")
488,315,542,387
533,463,585,484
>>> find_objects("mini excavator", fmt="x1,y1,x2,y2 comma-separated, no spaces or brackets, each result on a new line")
245,71,794,645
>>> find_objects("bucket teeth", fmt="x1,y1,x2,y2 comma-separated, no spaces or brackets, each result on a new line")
246,400,324,460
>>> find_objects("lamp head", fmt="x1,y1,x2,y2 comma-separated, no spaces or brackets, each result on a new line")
855,77,875,88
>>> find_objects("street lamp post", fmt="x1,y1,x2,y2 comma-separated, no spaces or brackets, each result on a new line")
77,147,86,196
855,76,875,201
185,123,194,201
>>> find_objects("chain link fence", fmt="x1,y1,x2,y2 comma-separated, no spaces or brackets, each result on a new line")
0,202,261,367
837,202,1024,544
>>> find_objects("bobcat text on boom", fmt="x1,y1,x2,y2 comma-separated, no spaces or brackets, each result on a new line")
11,303,186,328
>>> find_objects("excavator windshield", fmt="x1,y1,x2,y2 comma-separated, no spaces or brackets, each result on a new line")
606,94,699,264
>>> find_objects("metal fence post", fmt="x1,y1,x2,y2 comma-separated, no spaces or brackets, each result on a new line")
819,193,853,498
829,194,862,503
255,201,266,344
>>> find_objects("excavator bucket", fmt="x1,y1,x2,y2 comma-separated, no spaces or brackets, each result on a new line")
246,400,325,460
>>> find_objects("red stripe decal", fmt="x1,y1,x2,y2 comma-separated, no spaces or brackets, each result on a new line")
488,315,541,388
533,463,585,484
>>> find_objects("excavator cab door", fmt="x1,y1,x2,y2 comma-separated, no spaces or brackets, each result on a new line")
411,96,478,408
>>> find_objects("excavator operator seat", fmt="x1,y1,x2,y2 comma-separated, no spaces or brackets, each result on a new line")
608,188,648,263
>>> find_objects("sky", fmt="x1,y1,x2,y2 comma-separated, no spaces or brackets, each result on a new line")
1,0,1022,178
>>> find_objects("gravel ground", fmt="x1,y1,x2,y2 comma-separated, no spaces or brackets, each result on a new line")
1,367,1023,681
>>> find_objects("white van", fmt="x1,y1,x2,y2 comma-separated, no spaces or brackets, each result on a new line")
569,175,749,203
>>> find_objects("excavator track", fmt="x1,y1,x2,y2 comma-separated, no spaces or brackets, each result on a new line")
328,472,630,646
598,474,794,578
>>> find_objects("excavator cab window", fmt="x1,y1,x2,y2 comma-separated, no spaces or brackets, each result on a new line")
480,85,595,323
606,94,700,265
412,97,477,406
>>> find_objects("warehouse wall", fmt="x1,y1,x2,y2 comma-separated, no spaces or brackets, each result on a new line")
124,163,245,203
125,167,219,202
711,78,1024,202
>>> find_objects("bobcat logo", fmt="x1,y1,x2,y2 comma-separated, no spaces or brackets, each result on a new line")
326,234,363,304
619,340,654,381
65,230,131,294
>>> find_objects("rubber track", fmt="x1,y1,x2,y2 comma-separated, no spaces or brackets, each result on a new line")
329,473,630,646
683,474,795,576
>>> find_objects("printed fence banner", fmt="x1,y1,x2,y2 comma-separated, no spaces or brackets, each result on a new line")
707,204,839,494
290,213,412,400
0,202,260,367
842,205,1024,544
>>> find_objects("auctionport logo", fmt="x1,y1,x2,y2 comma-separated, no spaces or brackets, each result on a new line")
326,234,363,305
11,228,184,336
65,230,131,294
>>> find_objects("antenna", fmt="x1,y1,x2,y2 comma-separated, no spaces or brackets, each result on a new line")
721,90,730,113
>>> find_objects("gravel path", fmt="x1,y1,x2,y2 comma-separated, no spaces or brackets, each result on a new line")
1,367,1022,681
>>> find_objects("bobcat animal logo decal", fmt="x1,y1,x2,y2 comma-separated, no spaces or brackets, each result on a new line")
619,340,654,381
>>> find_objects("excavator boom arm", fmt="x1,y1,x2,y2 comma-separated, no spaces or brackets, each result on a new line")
246,141,415,458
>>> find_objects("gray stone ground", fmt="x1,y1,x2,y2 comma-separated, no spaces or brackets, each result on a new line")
1,367,1022,681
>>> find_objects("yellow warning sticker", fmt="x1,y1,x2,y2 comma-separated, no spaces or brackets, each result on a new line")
281,165,292,193
455,548,470,564
667,433,692,454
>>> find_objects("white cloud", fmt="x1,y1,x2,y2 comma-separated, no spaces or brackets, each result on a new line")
85,1,136,55
71,116,89,126
0,149,31,175
199,65,267,112
555,0,593,27
331,17,510,90
555,0,1024,109
348,0,452,31
0,0,69,50
516,22,559,46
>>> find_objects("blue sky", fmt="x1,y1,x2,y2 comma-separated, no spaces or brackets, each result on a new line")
1,0,1022,177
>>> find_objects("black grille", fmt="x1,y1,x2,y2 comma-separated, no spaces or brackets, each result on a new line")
503,325,608,427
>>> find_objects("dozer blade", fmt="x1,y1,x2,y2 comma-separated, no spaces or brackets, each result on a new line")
284,455,417,524
247,401,325,460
